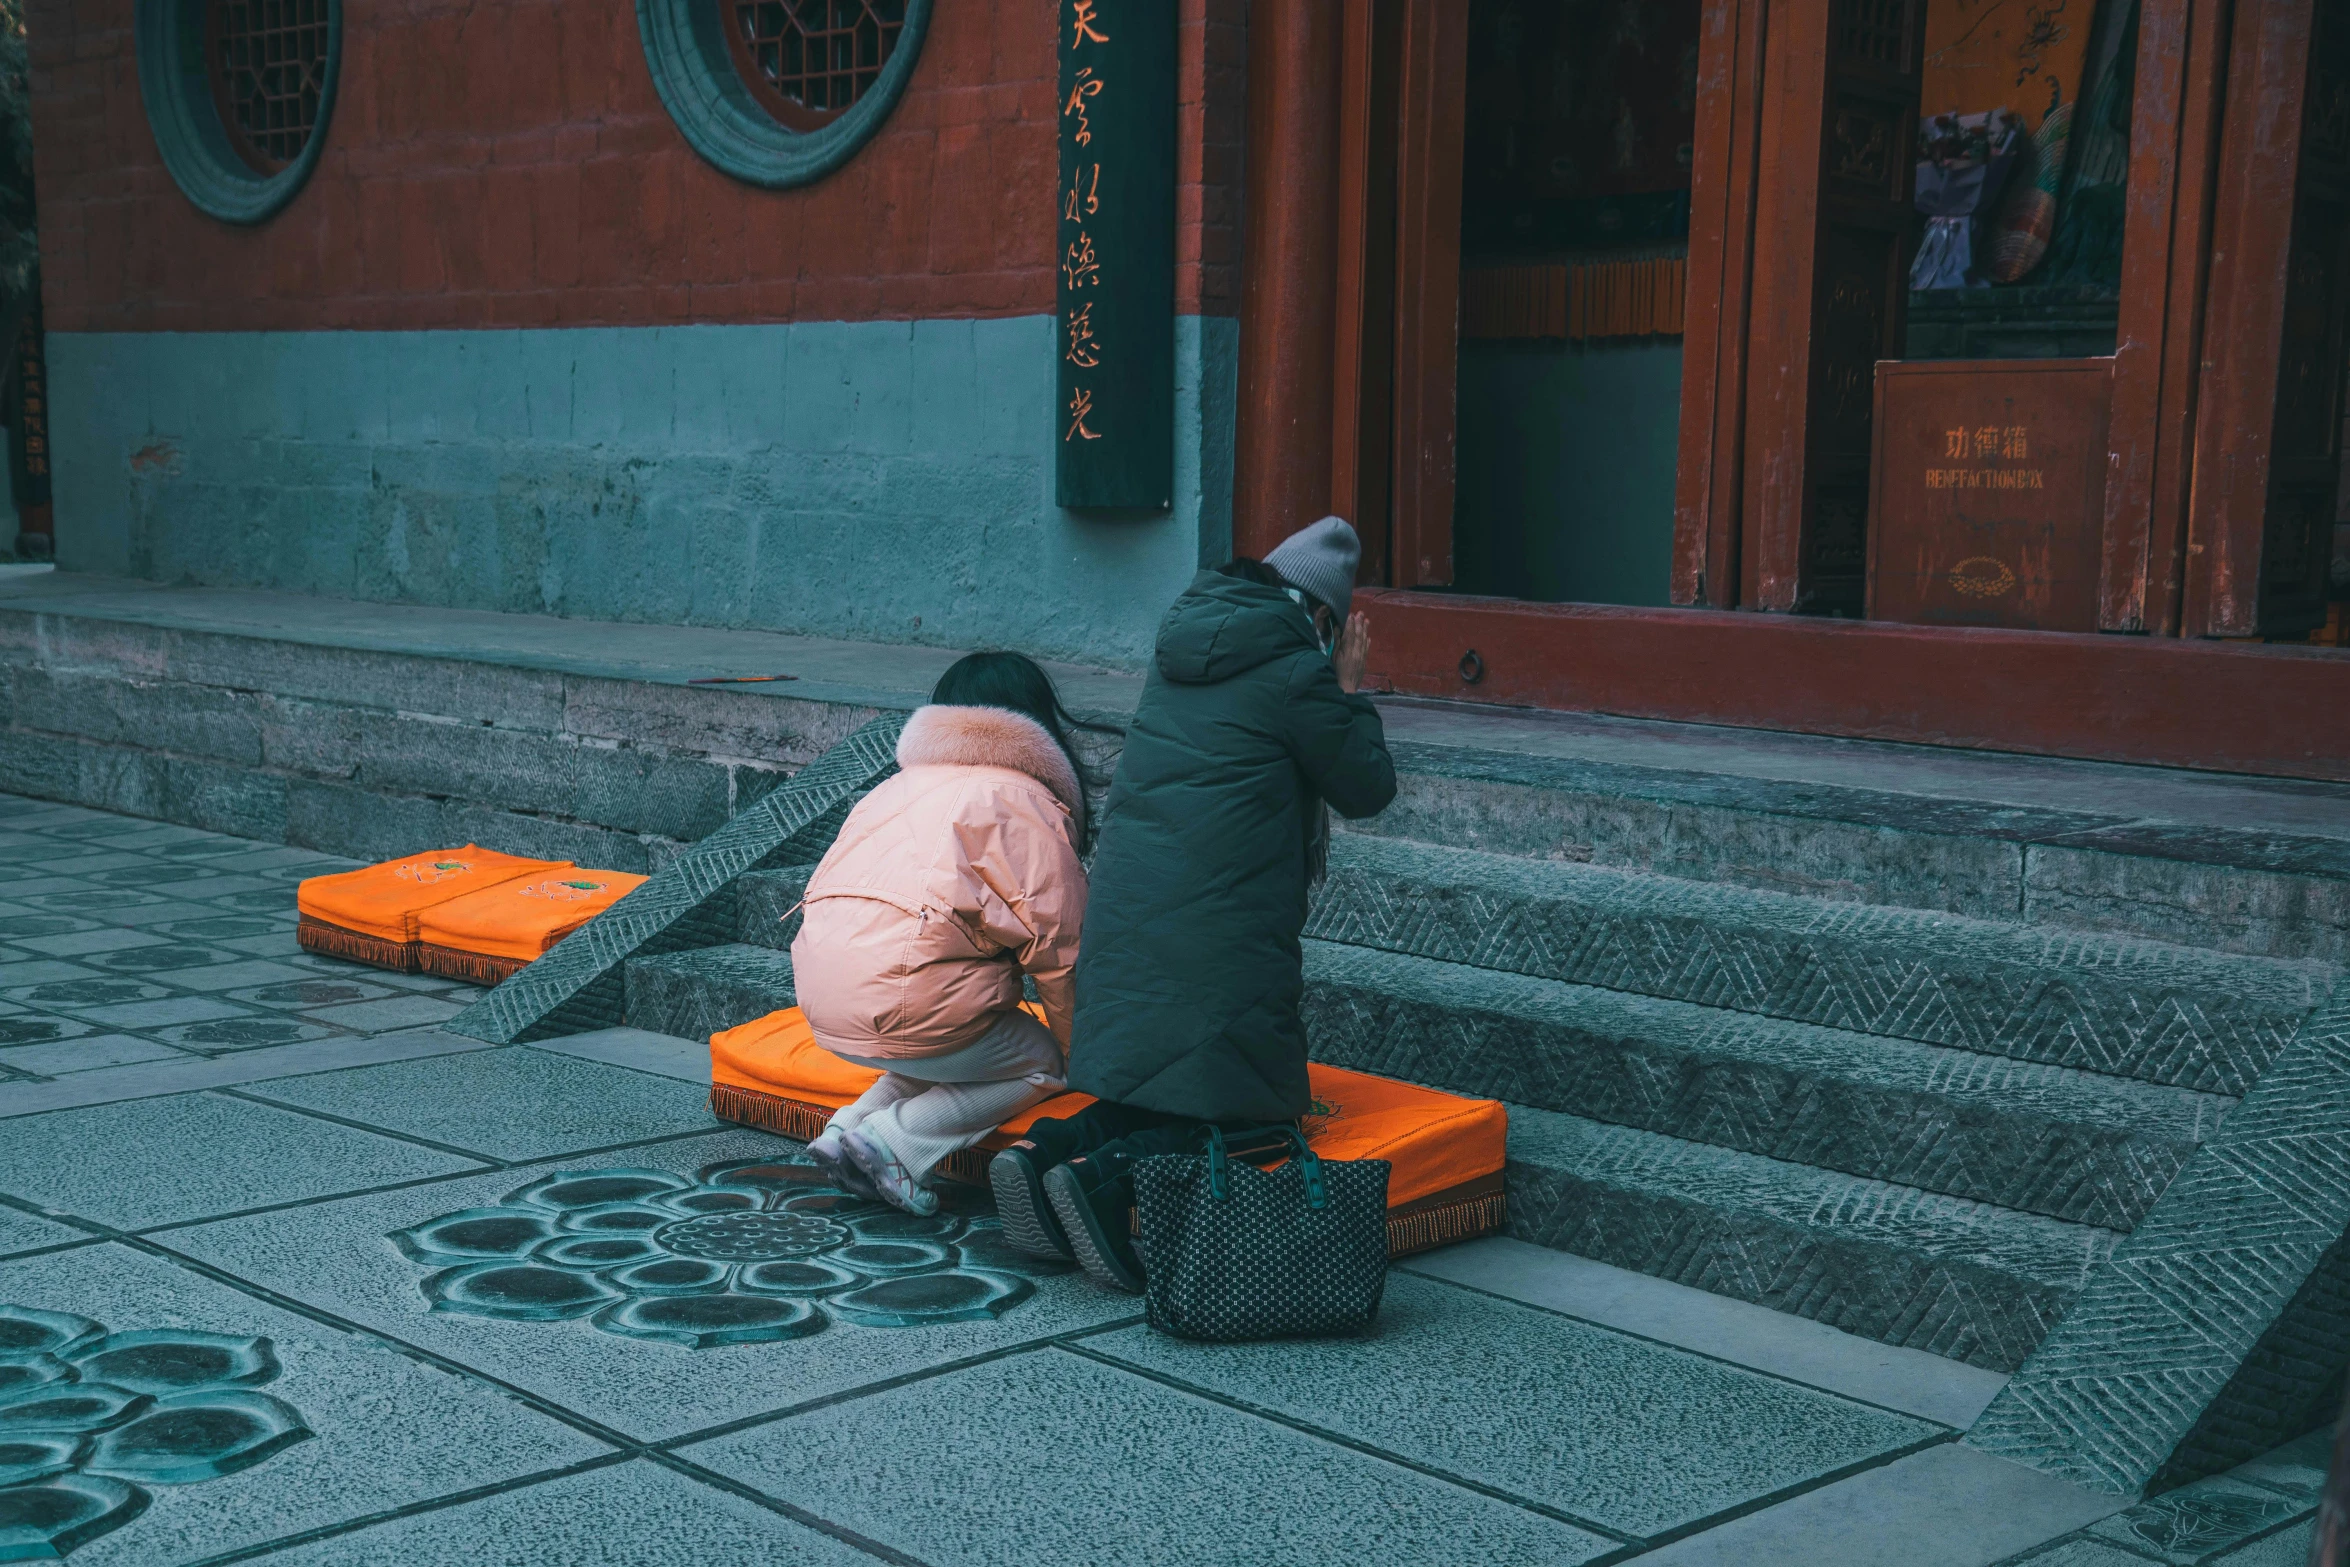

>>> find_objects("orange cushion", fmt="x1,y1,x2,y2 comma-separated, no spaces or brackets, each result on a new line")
296,847,566,943
709,1006,1507,1210
415,869,650,961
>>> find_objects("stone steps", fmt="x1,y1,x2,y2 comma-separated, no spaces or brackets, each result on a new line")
1502,1103,2120,1373
1312,834,2327,1096
1363,736,2350,965
1301,941,2231,1231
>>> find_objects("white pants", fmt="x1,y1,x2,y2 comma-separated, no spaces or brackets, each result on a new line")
827,1009,1066,1185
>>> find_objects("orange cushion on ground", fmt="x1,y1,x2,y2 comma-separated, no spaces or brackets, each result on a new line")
708,1006,1509,1256
296,847,566,971
414,868,650,983
299,847,566,942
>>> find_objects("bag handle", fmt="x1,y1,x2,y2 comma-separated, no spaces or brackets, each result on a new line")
1203,1125,1327,1210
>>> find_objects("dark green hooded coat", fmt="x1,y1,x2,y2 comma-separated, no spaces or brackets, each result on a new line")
1067,569,1397,1123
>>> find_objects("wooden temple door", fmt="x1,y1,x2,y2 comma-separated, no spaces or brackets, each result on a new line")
2181,0,2350,638
1673,0,1926,615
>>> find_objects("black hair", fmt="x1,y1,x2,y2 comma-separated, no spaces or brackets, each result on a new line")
930,650,1083,772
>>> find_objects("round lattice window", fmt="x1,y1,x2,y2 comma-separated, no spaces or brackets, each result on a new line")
637,0,931,189
135,0,343,223
209,1,334,170
724,1,909,130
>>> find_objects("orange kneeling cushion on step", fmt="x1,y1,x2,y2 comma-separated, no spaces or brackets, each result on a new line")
707,1005,1509,1255
297,846,566,971
414,868,650,984
710,1004,1092,1138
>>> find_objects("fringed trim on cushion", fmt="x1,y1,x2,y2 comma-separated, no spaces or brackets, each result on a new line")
710,1083,832,1143
417,944,531,986
711,1082,1511,1248
1385,1179,1508,1258
297,915,419,973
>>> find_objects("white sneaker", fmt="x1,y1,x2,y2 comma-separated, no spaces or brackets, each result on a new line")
842,1128,938,1216
807,1128,881,1201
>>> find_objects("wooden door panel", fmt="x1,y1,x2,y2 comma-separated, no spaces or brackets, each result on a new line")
1672,0,1771,610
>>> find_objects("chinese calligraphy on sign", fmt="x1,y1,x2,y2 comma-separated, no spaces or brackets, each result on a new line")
1943,427,2029,460
1869,362,2112,635
1927,424,2040,488
1055,0,1174,509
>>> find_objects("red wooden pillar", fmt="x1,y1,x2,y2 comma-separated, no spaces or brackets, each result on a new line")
2099,0,2232,635
1738,0,1923,615
2182,0,2350,637
1328,0,1398,586
1231,0,1344,561
1671,0,1771,609
1386,0,1468,590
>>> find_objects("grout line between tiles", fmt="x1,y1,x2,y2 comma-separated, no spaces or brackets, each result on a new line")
652,1319,1148,1453
0,1235,104,1263
178,1455,638,1567
210,1084,514,1165
640,1450,938,1566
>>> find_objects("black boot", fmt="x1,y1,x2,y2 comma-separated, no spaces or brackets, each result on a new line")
1044,1155,1145,1294
987,1139,1072,1261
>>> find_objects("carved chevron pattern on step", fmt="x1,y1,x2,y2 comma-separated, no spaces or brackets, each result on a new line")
1302,942,2232,1231
1969,977,2350,1495
449,714,903,1044
1506,1106,2119,1372
1308,836,2329,1095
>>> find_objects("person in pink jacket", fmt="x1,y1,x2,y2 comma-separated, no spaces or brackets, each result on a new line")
791,652,1089,1214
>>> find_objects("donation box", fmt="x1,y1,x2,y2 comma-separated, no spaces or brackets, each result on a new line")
1865,358,2113,632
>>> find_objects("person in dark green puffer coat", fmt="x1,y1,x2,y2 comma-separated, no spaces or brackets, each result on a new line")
987,515,1397,1291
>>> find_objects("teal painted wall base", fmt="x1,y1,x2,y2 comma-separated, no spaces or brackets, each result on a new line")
49,315,1237,669
1452,337,1684,607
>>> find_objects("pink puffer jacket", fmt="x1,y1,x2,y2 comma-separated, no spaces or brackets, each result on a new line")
790,704,1087,1060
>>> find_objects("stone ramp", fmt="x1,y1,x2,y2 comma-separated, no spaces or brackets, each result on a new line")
445,717,899,1045
1969,978,2350,1493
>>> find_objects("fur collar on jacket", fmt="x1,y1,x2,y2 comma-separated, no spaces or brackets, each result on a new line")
897,705,1085,827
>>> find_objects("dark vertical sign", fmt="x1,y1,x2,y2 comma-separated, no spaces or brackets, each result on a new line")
1056,0,1175,510
9,290,51,557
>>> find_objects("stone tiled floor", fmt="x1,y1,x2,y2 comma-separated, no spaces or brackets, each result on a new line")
0,790,2330,1566
0,802,481,1082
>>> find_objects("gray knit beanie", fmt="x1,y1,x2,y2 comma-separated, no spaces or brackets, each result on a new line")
1263,515,1361,618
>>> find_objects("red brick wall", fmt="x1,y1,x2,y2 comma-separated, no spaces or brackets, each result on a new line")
28,0,1241,333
